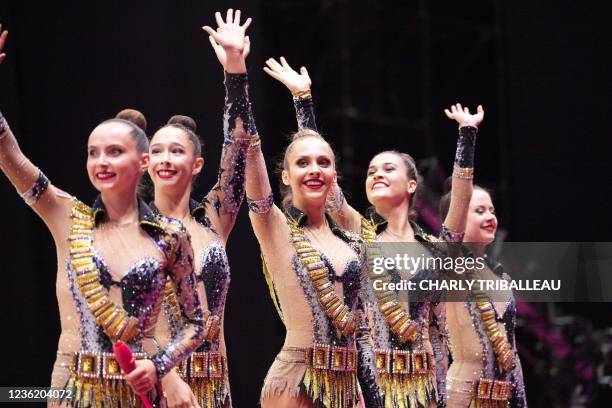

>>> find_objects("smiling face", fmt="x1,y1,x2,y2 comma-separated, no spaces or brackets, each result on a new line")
365,152,417,208
86,122,148,195
148,126,203,194
282,136,336,209
464,188,498,244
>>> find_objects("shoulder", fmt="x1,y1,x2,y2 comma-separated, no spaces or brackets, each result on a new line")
152,216,192,259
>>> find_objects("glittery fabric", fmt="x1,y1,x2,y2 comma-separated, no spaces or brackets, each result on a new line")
293,95,318,131
446,256,527,408
93,198,205,377
20,170,49,205
251,204,366,408
0,116,206,404
454,126,477,169
247,193,274,214
289,97,443,406
205,73,255,217
358,215,447,407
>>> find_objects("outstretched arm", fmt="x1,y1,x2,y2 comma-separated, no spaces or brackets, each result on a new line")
441,103,483,242
0,28,71,238
263,56,362,232
201,9,257,243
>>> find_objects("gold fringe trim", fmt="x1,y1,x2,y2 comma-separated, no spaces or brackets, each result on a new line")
190,376,230,408
303,367,359,408
361,217,418,343
69,199,140,343
469,399,509,408
62,373,143,407
377,372,437,408
261,254,284,322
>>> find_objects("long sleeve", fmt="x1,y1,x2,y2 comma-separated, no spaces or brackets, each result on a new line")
293,95,317,131
204,73,257,238
151,224,207,377
443,126,478,237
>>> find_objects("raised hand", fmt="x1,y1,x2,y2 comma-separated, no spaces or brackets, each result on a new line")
264,57,311,94
208,35,250,70
0,24,8,64
444,103,484,128
202,9,252,73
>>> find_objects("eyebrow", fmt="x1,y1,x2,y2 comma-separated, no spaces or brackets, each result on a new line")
369,162,397,169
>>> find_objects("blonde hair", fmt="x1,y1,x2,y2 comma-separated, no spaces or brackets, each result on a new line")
278,129,335,210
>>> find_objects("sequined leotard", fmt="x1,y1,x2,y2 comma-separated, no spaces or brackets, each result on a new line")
244,119,379,405
291,95,462,408
154,72,256,408
0,113,208,407
445,256,527,408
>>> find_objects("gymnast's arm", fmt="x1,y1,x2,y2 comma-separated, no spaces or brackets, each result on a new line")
263,56,362,233
201,10,257,244
0,29,71,240
440,103,484,242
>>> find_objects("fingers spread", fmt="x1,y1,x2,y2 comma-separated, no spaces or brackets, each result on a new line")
202,26,216,37
263,66,281,80
234,9,241,24
226,9,233,25
242,17,252,31
214,11,224,27
280,56,293,70
444,109,453,119
267,57,283,71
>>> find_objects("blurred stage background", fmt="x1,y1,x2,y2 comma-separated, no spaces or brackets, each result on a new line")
0,1,610,406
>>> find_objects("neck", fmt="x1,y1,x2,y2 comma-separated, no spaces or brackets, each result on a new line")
375,200,413,237
294,199,327,228
100,191,139,225
154,186,192,221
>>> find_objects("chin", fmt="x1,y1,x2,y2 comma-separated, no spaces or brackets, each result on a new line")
481,234,496,244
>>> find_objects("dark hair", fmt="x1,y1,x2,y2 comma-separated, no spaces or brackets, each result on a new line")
116,108,147,132
367,150,419,218
277,129,335,210
99,108,149,154
164,115,203,157
438,178,492,221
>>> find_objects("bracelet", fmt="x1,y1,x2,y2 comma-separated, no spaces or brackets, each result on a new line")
247,193,274,214
452,165,474,180
325,189,345,213
440,225,465,243
249,134,261,149
20,171,50,205
292,89,312,100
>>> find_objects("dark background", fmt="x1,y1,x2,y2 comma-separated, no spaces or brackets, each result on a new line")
0,1,610,406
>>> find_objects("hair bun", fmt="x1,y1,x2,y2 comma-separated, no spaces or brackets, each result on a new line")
116,108,147,132
168,115,197,133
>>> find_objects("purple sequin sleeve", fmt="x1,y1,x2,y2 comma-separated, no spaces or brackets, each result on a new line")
454,126,478,169
151,225,205,377
206,73,257,216
293,95,317,131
